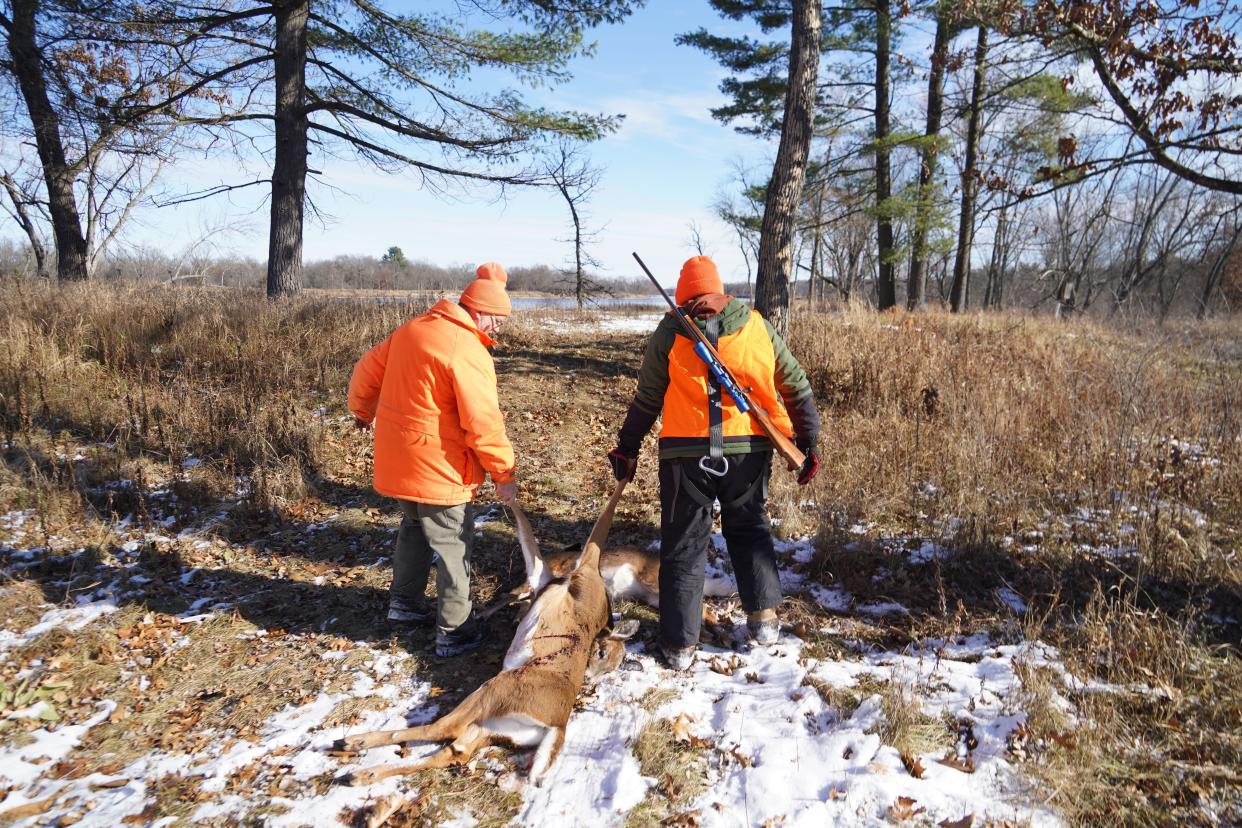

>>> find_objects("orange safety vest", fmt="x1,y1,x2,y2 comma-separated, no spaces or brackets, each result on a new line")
659,310,794,441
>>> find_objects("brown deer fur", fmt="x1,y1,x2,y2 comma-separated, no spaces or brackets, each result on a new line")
338,480,635,786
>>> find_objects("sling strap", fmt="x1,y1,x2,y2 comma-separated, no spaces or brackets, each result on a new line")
699,314,728,477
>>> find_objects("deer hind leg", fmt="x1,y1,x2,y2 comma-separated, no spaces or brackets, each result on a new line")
528,726,565,787
347,723,493,785
335,691,485,752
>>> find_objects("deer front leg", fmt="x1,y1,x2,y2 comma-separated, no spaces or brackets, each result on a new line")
346,724,492,785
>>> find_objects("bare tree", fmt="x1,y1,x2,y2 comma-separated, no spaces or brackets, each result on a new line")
546,141,607,309
1,0,268,282
687,221,710,256
949,24,988,312
0,161,49,277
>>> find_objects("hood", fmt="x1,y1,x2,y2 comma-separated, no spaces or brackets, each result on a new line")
427,298,496,348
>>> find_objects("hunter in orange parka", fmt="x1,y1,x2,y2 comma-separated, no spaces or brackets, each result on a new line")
348,290,515,507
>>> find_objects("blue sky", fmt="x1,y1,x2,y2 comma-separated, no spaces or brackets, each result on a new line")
108,3,778,284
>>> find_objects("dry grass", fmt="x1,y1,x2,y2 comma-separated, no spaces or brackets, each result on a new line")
871,680,954,759
0,281,1239,824
625,718,711,828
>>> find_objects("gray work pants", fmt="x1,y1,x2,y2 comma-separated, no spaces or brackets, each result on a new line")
391,500,474,630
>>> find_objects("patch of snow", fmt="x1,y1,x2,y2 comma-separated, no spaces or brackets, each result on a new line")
997,587,1028,614
856,601,911,617
908,540,952,565
0,701,116,790
0,602,119,653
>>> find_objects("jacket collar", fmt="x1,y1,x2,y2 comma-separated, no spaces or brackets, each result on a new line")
427,298,496,347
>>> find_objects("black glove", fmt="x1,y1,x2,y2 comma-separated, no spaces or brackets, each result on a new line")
796,448,819,486
608,448,637,481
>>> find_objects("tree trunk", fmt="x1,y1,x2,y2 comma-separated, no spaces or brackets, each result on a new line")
907,5,953,310
874,0,896,310
755,0,821,336
7,0,90,282
571,198,584,309
809,178,825,309
950,25,988,313
0,173,50,278
266,0,310,298
1198,223,1242,319
983,203,1007,309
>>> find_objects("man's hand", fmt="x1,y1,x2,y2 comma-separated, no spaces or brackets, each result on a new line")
496,479,518,504
354,417,373,432
796,448,819,486
607,448,637,482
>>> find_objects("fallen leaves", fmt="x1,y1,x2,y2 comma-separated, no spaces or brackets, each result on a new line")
938,815,974,828
936,754,976,774
707,654,742,676
660,809,702,827
0,796,56,822
727,745,753,768
900,752,926,778
887,796,926,821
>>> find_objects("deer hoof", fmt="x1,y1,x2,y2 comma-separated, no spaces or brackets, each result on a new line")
343,767,381,786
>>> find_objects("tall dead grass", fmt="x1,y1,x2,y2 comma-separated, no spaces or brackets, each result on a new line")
787,307,1240,526
0,280,427,512
780,306,1241,826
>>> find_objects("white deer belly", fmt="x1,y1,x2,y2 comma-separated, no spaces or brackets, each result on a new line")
480,713,550,747
603,563,658,605
503,583,568,671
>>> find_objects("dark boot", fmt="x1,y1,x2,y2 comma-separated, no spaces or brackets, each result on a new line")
434,612,487,658
387,594,435,626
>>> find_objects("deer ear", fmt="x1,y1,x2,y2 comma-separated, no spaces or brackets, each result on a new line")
608,618,640,640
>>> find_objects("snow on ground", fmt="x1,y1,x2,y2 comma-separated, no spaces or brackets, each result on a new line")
521,631,1063,827
0,508,1076,828
538,311,664,335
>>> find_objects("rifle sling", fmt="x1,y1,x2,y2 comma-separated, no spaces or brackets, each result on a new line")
705,315,724,464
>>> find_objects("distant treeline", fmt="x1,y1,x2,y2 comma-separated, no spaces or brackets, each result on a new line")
0,243,656,295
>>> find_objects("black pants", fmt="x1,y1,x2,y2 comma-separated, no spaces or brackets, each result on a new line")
658,450,781,649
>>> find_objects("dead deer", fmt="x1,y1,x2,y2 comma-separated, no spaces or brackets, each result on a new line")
337,480,638,785
538,545,735,613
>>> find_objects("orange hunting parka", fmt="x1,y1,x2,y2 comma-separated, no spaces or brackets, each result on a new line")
347,299,516,506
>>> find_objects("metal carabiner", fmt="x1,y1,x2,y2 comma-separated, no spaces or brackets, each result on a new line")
698,455,729,477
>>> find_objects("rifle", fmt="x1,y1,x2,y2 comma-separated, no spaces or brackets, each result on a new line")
632,252,806,472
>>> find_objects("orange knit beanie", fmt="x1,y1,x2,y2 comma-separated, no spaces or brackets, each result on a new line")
459,262,512,316
675,256,724,305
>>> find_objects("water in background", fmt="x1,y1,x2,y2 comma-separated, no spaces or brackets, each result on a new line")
328,293,752,309
510,295,666,310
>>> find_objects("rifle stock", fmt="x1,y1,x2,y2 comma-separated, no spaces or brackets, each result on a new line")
632,253,805,473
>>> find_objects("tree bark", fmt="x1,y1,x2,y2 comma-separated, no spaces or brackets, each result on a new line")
907,4,953,310
755,0,821,336
984,203,1007,309
570,196,584,309
1198,222,1242,319
874,0,896,310
949,25,987,313
266,0,310,298
809,176,825,308
6,0,90,282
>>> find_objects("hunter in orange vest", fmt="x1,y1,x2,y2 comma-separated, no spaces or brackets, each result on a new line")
608,256,821,671
349,262,517,657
